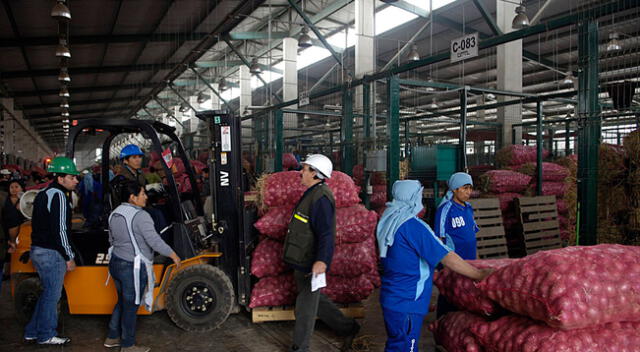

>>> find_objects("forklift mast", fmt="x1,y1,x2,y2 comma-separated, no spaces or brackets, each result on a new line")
196,110,253,307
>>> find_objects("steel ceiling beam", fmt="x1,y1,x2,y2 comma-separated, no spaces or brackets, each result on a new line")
287,0,347,75
229,31,289,40
153,98,184,128
222,35,283,103
28,106,133,120
471,0,502,36
2,63,176,79
13,82,158,98
22,97,141,110
190,68,230,107
168,84,197,112
0,32,210,47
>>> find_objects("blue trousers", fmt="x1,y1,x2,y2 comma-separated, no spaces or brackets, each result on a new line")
382,308,425,352
106,255,147,348
24,246,67,342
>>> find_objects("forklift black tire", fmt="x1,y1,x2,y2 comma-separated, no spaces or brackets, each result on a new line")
166,264,235,332
14,276,62,324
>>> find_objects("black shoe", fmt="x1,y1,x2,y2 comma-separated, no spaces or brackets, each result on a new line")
340,322,360,352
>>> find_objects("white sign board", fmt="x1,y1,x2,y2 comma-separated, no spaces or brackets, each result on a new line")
299,91,310,106
221,126,231,152
450,32,479,63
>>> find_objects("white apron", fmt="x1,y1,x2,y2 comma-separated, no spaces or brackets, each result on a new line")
107,204,156,312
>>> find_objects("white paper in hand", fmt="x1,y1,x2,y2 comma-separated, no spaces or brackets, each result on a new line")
311,272,326,292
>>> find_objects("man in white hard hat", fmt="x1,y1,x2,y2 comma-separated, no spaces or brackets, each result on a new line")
283,154,360,352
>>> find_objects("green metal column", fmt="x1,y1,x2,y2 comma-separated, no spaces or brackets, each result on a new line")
362,82,371,207
256,114,268,174
576,20,600,246
459,88,468,172
404,120,410,159
536,101,543,196
274,109,283,172
565,121,571,155
341,87,354,175
387,75,400,194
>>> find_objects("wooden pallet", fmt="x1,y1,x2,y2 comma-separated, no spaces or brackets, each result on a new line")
515,196,563,255
469,198,509,259
251,302,365,323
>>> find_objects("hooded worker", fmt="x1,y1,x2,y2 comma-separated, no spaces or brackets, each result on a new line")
377,180,490,352
434,172,480,317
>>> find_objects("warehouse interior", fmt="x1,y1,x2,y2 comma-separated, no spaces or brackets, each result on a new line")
1,0,640,351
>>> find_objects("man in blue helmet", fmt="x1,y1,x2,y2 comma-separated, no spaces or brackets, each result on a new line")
434,172,479,318
119,144,147,187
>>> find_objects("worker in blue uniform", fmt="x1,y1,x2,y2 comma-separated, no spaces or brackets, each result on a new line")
434,172,479,318
377,180,491,352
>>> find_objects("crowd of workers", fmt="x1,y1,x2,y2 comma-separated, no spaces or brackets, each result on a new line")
1,145,485,352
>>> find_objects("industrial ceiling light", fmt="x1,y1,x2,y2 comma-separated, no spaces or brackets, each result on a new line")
60,98,69,108
218,78,228,91
561,71,575,85
63,118,70,123
407,44,420,61
249,58,262,75
425,78,435,92
196,91,210,104
61,109,69,117
607,32,622,52
55,40,71,58
51,1,71,21
58,68,70,82
512,4,530,29
59,86,70,97
179,103,189,113
486,93,496,101
298,26,313,48
428,98,439,109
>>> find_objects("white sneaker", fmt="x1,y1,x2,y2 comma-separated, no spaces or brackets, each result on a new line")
38,336,71,345
24,336,37,343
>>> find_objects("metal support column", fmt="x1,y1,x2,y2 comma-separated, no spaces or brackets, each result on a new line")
565,121,571,155
576,20,600,246
387,75,400,194
341,87,354,175
362,82,371,207
256,115,268,174
536,101,543,196
459,88,468,172
273,110,283,172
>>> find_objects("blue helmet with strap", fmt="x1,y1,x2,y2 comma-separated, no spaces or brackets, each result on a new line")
120,144,144,160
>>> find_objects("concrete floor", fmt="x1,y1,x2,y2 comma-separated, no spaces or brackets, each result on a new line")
0,280,438,352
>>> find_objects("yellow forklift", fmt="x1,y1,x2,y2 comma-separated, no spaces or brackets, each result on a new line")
11,110,256,331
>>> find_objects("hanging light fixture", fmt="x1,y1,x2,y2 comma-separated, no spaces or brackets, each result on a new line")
197,91,210,104
561,71,575,85
298,26,313,48
61,108,70,117
60,98,69,108
218,77,228,91
428,98,439,109
51,1,71,21
179,103,189,113
58,67,71,82
606,32,622,52
249,58,262,75
425,78,435,92
512,4,530,29
59,86,70,97
407,44,420,61
486,93,496,101
56,39,71,58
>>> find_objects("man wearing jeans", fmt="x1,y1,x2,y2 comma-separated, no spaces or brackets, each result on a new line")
24,157,79,345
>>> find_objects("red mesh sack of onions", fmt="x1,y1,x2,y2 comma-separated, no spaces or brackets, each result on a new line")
480,170,532,193
330,242,376,277
493,193,521,212
250,239,288,278
261,171,360,208
336,205,378,243
428,312,487,352
471,315,640,352
434,259,514,316
249,274,296,308
253,206,294,240
496,145,549,166
477,244,640,330
365,266,381,288
370,185,387,208
282,153,299,170
322,274,374,303
515,162,570,182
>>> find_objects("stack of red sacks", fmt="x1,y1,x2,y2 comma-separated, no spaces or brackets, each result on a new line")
249,171,380,308
430,245,640,351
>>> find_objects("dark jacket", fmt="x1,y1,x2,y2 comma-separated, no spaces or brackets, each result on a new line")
121,165,147,187
31,182,75,261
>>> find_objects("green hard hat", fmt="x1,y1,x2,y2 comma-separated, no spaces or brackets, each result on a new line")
47,157,79,176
